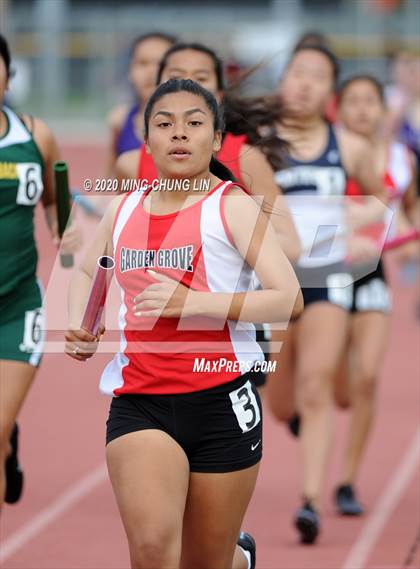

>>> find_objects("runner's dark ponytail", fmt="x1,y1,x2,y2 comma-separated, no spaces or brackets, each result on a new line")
0,34,12,78
209,156,237,182
223,94,287,171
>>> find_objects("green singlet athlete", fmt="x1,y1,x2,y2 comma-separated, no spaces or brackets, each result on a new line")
0,104,46,364
0,34,80,509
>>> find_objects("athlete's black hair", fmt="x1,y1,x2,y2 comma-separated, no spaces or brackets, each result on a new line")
0,34,11,78
294,31,331,51
339,74,384,104
157,42,225,91
129,32,178,59
144,78,236,182
223,94,287,171
290,43,340,87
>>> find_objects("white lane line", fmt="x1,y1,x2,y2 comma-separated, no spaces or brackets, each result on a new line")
0,463,107,563
342,428,420,569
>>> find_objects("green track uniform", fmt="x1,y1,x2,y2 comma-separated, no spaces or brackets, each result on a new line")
0,106,46,366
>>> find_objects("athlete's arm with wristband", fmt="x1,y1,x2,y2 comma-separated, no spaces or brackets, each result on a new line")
54,161,74,268
81,255,115,336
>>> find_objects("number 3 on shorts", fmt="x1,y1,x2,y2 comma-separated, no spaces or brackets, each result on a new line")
229,380,261,433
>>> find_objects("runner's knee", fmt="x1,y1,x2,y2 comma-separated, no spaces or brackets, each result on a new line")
352,368,378,400
335,391,351,409
128,527,179,569
267,396,296,422
299,370,333,412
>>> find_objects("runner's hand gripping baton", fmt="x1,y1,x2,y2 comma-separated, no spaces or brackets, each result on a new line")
81,255,115,336
54,161,74,268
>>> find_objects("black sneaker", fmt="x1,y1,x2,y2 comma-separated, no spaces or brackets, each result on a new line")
335,484,364,516
295,501,320,545
237,531,256,569
287,413,301,438
5,423,24,504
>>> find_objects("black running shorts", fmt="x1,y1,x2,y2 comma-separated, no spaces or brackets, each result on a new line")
294,259,392,314
350,259,391,314
295,261,354,311
106,372,263,473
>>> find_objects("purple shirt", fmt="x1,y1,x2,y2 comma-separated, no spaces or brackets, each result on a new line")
116,104,142,156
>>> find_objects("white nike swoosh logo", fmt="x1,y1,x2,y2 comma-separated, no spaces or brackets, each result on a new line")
251,440,261,451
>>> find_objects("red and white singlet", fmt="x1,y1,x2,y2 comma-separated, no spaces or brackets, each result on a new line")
100,180,263,396
346,141,414,243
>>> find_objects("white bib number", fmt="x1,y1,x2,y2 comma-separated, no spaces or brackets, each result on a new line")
16,163,44,205
229,380,261,433
355,278,391,312
326,272,353,309
20,308,45,353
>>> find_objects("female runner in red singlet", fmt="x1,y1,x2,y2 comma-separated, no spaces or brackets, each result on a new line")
330,74,418,516
66,79,302,569
116,42,301,395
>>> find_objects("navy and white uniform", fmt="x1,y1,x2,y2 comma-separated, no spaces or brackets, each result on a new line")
275,124,354,310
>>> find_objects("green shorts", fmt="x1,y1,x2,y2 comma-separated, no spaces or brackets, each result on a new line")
0,278,45,367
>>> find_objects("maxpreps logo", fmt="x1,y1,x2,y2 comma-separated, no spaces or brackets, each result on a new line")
120,244,194,273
